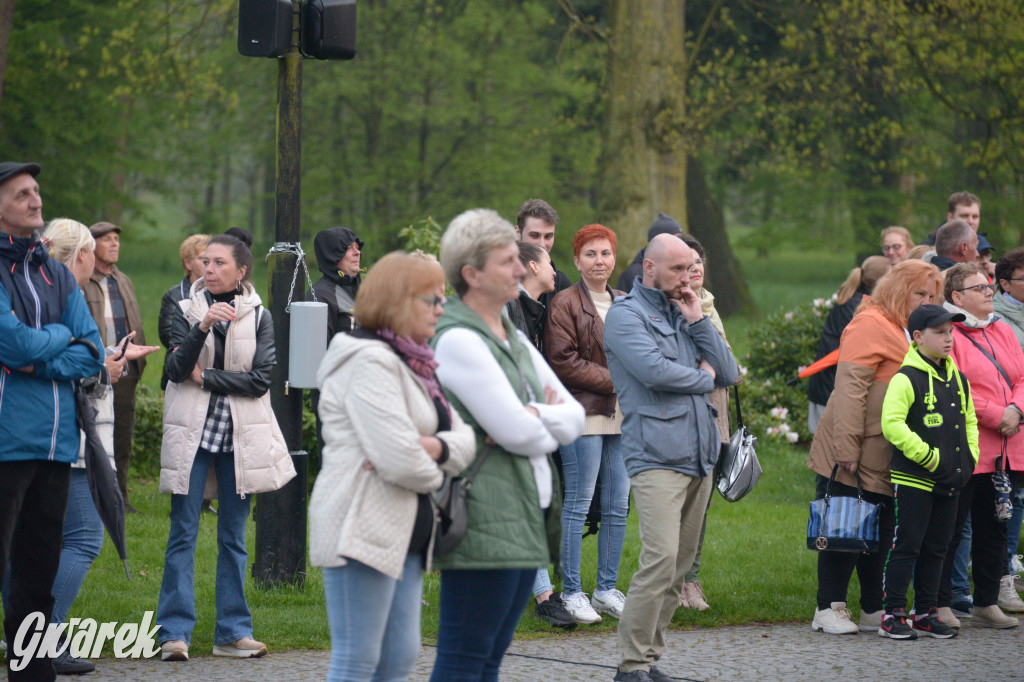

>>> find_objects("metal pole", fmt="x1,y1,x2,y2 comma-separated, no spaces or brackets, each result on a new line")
254,0,307,588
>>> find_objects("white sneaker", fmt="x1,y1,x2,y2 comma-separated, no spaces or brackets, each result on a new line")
562,591,602,624
592,589,627,619
998,574,1024,612
811,601,858,635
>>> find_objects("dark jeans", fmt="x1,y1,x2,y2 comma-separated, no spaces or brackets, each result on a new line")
0,460,70,681
882,483,959,612
939,474,1009,608
815,474,895,611
430,568,534,682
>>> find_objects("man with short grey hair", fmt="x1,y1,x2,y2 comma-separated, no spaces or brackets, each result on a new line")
933,220,979,272
0,161,104,679
605,234,738,682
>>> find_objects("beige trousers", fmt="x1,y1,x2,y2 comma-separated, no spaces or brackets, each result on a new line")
617,468,713,673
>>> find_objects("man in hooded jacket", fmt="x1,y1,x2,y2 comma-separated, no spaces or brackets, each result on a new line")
309,226,363,341
308,227,364,466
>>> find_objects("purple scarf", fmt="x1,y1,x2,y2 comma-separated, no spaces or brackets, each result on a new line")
376,328,450,415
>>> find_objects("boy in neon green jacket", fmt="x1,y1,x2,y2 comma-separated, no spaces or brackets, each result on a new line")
879,304,979,640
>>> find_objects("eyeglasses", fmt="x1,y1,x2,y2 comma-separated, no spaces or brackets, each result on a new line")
1007,277,1024,284
418,294,447,307
958,283,997,295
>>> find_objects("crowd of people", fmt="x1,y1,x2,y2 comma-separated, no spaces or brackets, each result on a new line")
2,154,1023,681
807,191,1024,642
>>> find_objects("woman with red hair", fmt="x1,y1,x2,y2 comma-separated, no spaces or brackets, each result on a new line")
544,223,630,624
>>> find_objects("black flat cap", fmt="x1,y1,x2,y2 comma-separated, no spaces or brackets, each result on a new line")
0,161,41,187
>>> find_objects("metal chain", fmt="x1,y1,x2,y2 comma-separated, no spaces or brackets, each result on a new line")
264,241,317,311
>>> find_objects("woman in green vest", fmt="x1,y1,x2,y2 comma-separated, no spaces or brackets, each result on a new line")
431,208,585,680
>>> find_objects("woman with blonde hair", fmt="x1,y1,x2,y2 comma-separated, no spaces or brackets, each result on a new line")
42,218,158,674
807,259,942,635
159,234,210,389
309,251,476,681
882,226,914,265
807,256,892,433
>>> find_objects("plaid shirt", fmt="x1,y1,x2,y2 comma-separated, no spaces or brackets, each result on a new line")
200,393,234,453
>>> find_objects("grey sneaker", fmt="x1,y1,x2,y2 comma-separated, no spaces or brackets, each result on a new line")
648,666,680,682
614,669,653,682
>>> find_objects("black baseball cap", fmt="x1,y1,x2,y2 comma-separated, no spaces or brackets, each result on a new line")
0,161,41,187
908,304,965,335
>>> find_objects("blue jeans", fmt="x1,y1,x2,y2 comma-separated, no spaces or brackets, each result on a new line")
430,569,534,682
951,513,972,600
559,434,629,594
322,555,423,682
532,567,553,598
156,447,253,646
52,468,104,625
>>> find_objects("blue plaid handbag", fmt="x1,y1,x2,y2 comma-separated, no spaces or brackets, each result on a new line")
806,464,880,553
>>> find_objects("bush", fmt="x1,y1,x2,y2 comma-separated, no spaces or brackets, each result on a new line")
132,384,164,477
741,297,832,443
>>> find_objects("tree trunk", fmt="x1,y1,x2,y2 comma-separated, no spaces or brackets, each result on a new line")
687,156,754,316
599,0,688,266
600,0,753,316
0,0,16,111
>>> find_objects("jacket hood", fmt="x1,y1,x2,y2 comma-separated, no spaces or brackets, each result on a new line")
316,331,388,386
314,227,363,285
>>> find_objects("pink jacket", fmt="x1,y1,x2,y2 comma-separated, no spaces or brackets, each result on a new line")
950,318,1024,474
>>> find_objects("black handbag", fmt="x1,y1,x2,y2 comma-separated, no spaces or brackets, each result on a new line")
432,445,491,557
807,464,881,553
715,385,761,502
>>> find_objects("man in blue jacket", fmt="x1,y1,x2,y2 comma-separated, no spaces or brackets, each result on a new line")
605,234,738,682
0,161,104,680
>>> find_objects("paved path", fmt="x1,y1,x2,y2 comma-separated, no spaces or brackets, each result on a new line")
5,621,1024,681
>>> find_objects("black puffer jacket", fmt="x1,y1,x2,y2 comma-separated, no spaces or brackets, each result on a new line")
159,275,192,389
308,227,362,342
807,287,867,406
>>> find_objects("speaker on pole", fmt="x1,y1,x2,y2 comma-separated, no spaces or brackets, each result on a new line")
238,0,294,58
301,0,356,60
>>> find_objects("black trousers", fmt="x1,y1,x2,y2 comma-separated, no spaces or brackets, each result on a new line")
882,483,959,612
0,459,70,681
815,474,896,611
939,474,1009,608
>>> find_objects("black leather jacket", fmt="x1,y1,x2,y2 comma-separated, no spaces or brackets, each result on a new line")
163,291,276,399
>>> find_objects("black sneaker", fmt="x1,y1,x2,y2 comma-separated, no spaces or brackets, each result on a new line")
535,592,577,629
951,597,974,619
878,609,918,639
53,648,96,674
648,666,680,682
614,669,653,682
912,607,958,639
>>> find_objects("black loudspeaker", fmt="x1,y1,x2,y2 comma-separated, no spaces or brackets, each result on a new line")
238,0,294,58
301,0,356,60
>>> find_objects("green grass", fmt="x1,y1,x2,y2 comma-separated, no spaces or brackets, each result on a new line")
64,439,822,657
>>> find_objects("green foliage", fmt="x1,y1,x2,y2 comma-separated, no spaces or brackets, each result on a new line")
398,216,444,258
131,384,164,477
741,297,831,443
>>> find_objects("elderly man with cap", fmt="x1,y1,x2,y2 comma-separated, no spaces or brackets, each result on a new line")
0,161,104,679
81,220,147,512
616,212,684,293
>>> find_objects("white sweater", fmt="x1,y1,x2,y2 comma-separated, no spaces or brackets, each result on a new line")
433,327,584,508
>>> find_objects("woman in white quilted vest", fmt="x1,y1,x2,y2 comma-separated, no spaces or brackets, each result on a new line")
156,232,296,663
309,251,475,681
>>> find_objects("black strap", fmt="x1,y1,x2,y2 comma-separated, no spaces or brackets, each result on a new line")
461,445,491,489
732,385,744,429
956,325,1013,390
827,463,865,500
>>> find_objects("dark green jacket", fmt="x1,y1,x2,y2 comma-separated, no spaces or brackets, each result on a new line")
431,296,562,570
